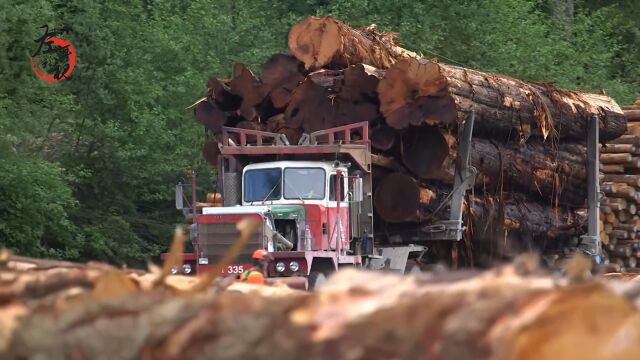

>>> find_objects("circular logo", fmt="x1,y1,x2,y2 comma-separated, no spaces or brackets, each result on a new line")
31,36,76,82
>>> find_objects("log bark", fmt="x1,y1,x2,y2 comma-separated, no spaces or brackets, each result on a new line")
601,144,640,154
625,109,640,121
377,58,626,142
260,54,305,109
401,126,588,206
608,134,639,145
601,175,640,187
288,16,419,70
601,153,633,164
601,164,625,173
373,173,585,237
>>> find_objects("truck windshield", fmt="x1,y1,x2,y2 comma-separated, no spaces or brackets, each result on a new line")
284,168,326,200
244,168,282,202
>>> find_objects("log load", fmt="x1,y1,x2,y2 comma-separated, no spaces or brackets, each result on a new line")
288,16,419,70
3,250,640,359
373,173,585,240
400,126,587,205
377,58,626,142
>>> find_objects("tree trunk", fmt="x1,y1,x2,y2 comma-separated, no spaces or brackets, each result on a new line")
601,144,640,154
377,58,626,142
624,109,640,121
288,16,419,70
373,173,585,238
400,126,587,206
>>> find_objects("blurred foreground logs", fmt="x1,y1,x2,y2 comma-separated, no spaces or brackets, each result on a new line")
3,250,640,359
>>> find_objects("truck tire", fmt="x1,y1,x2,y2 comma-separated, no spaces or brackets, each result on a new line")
307,271,327,290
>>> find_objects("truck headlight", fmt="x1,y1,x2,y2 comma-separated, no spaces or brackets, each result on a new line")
170,266,179,275
275,261,286,273
182,264,192,274
289,261,299,272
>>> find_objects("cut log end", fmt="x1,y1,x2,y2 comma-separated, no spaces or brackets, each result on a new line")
374,173,431,222
288,16,342,70
195,100,226,133
401,126,450,179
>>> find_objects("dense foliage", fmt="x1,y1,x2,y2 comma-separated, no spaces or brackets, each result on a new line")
0,0,638,266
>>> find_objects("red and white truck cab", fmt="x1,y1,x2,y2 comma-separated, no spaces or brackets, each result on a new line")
170,122,426,289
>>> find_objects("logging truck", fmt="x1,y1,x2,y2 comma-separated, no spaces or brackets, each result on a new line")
165,114,602,289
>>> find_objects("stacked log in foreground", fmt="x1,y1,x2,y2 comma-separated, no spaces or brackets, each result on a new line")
194,16,627,260
3,248,640,359
601,99,640,271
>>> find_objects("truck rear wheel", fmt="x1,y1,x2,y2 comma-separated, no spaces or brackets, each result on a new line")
307,271,327,290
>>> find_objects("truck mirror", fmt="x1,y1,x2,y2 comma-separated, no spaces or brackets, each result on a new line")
352,177,363,202
175,183,184,210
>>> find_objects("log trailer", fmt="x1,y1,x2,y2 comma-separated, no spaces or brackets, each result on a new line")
166,114,603,289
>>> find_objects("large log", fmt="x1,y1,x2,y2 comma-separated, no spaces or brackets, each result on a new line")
206,78,242,112
625,109,640,121
284,79,336,132
260,54,305,109
377,58,626,142
334,64,383,126
229,63,265,121
601,175,640,187
194,99,227,133
288,16,419,70
373,173,437,222
400,126,587,206
601,144,640,154
373,173,585,238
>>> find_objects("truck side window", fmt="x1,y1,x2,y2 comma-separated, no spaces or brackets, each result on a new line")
329,174,345,201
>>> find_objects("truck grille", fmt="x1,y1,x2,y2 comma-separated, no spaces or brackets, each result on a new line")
198,223,263,263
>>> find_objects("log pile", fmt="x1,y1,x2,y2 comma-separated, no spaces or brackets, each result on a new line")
3,245,640,359
194,16,627,263
601,99,640,271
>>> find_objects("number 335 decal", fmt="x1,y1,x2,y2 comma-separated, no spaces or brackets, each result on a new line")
225,265,244,274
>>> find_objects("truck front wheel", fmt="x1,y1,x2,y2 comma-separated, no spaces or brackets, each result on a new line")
307,271,327,290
